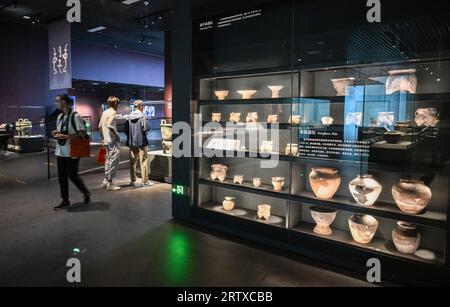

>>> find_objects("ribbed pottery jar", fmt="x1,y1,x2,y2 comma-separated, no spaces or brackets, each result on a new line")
392,222,421,254
309,168,341,199
349,175,382,206
392,180,432,214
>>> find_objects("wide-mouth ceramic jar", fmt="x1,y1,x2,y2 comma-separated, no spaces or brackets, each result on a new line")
309,168,341,200
392,180,432,214
237,90,257,100
272,177,285,192
214,90,229,100
348,214,379,244
349,175,382,206
386,69,417,95
268,85,284,98
309,206,337,236
331,78,356,96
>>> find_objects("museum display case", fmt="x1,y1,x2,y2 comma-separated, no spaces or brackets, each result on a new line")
178,0,450,285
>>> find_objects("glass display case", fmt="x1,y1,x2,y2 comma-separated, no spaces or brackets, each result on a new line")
192,61,449,270
184,0,450,285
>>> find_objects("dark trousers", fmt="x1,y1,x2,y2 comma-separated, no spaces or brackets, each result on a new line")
57,157,89,202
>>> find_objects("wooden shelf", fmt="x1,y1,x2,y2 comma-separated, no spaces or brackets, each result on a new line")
292,222,444,266
201,202,287,229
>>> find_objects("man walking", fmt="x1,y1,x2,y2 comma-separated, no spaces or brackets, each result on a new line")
125,100,153,187
99,96,122,191
52,94,90,210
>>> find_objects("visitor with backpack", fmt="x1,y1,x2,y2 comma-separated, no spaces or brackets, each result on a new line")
52,94,90,210
125,100,153,187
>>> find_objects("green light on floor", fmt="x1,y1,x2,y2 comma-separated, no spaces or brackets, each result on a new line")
165,231,192,286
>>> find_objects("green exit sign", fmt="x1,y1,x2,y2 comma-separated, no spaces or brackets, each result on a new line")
172,185,189,196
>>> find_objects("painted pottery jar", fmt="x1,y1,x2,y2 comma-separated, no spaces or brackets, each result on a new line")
349,175,382,206
222,197,236,212
309,168,341,199
392,222,421,254
348,214,379,244
415,108,439,127
392,180,432,214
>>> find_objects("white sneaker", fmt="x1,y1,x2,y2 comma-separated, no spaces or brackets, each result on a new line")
101,180,109,189
142,182,155,187
107,184,122,191
129,182,139,188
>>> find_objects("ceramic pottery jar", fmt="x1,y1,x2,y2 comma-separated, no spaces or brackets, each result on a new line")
237,90,257,100
349,175,382,206
386,69,417,95
214,91,229,100
268,86,284,98
377,112,395,127
309,168,341,199
321,117,334,125
222,197,236,211
272,177,285,192
392,180,432,214
210,164,228,182
289,115,301,125
211,113,222,123
229,113,241,124
253,178,262,188
331,78,356,96
267,115,279,124
285,144,299,156
348,214,379,244
234,175,244,185
260,141,273,153
345,112,362,126
392,222,421,254
415,108,439,127
246,112,259,123
309,206,337,236
257,205,271,221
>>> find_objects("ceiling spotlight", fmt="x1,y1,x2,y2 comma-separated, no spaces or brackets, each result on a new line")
437,78,441,82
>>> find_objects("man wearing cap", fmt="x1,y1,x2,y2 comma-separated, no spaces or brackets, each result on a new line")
125,100,152,187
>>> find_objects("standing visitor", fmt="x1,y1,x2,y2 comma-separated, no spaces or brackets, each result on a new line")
99,96,122,191
52,94,90,210
125,100,153,187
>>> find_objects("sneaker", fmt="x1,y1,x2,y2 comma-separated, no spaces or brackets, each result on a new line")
101,180,109,189
142,182,155,187
107,184,122,191
129,182,139,188
54,201,70,210
84,193,91,204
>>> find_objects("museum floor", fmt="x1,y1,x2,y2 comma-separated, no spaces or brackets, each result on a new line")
0,152,378,287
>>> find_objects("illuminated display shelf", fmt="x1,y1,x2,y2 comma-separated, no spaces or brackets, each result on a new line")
197,149,446,173
199,178,446,229
292,222,444,266
200,201,287,229
198,98,293,106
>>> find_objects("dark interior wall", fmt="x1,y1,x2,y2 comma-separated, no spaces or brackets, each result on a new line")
72,41,165,88
0,21,57,124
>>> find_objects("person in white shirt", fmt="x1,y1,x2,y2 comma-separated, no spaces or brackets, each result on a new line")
99,96,122,191
52,94,90,210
